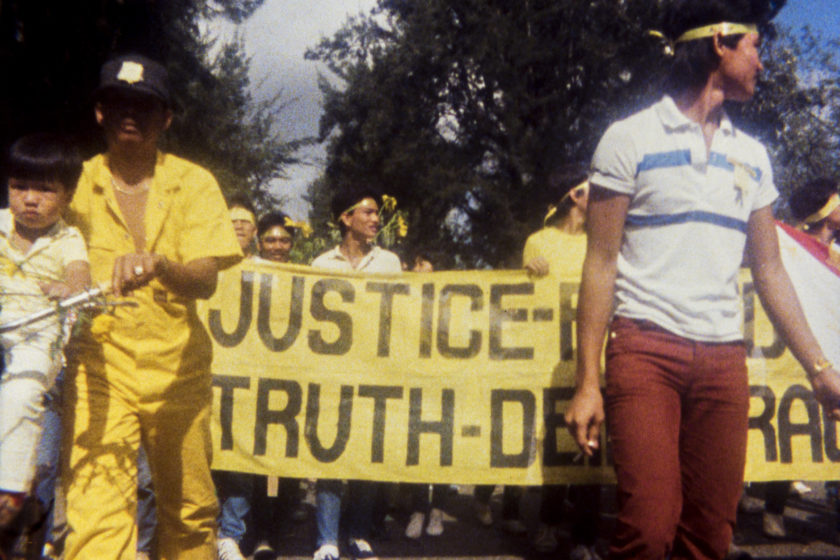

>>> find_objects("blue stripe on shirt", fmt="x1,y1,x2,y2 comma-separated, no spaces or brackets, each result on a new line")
625,211,748,233
636,150,691,174
636,150,762,181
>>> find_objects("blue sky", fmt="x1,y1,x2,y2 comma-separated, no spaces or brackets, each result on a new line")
776,0,840,39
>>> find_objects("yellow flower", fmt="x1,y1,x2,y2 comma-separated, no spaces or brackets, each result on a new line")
381,194,397,213
284,217,314,238
397,215,408,237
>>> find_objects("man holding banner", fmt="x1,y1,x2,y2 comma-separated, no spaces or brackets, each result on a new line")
564,2,840,558
310,187,402,560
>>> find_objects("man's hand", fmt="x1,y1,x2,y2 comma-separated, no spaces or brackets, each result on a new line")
112,253,167,297
564,385,605,456
38,281,74,301
810,367,840,421
524,256,550,277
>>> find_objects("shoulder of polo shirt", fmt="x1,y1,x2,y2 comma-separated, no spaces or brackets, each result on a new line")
655,96,694,131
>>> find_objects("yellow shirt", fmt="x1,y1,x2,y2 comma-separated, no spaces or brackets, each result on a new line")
522,227,587,278
68,151,242,377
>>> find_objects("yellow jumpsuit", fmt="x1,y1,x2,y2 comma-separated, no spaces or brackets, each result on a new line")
62,152,242,560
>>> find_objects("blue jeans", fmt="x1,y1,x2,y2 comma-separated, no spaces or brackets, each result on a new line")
315,480,378,547
34,372,63,510
136,447,156,553
214,471,253,543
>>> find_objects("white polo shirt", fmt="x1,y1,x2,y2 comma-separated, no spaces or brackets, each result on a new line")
591,95,777,342
311,244,402,273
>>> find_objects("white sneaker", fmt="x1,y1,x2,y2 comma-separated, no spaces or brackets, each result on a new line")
347,538,378,560
426,507,444,536
791,480,812,496
313,544,340,560
217,537,245,560
405,511,425,539
762,511,786,538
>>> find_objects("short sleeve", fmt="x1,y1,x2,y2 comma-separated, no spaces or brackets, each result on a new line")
176,166,242,270
60,226,89,267
590,120,640,196
522,234,539,267
751,145,778,211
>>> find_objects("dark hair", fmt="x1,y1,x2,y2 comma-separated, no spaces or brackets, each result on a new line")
6,133,83,194
330,186,381,236
227,192,257,216
789,177,839,224
662,0,761,95
257,210,296,238
545,164,588,223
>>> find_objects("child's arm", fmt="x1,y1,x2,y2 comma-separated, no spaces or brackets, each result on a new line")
39,260,92,300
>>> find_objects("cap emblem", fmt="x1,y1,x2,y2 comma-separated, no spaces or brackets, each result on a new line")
117,61,144,84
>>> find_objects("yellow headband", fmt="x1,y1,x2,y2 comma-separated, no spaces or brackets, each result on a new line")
341,196,380,217
230,207,256,226
260,225,292,241
676,22,758,43
544,180,589,226
805,193,840,225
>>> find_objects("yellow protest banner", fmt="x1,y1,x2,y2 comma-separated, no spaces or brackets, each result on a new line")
201,261,839,484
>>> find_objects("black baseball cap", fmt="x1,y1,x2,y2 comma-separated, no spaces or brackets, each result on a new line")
95,54,170,105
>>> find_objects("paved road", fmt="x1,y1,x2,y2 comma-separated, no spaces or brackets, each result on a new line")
250,483,840,559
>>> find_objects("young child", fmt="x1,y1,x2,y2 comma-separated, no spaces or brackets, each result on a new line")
0,133,90,526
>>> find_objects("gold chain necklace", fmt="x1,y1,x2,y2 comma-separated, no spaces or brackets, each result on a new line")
111,177,150,195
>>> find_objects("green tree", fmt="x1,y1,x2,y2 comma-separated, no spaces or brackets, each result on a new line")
0,0,297,206
305,0,831,268
729,26,840,215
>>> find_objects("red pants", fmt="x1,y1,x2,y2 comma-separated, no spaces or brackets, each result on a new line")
605,317,749,560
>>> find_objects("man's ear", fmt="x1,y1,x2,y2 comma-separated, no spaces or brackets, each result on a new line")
712,31,727,57
163,109,173,131
94,102,105,126
339,211,353,228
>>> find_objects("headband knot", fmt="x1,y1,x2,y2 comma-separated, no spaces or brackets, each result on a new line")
648,30,674,56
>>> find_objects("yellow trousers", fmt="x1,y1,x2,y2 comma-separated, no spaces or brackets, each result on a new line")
61,346,218,560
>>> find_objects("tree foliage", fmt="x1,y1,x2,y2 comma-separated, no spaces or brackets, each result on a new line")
0,0,296,207
305,0,839,268
730,26,840,216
